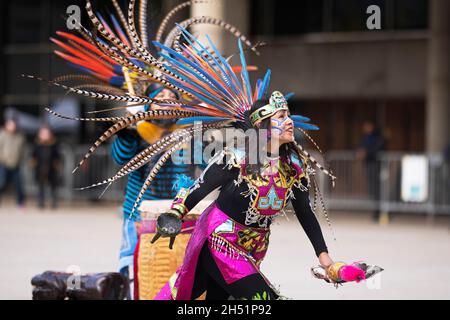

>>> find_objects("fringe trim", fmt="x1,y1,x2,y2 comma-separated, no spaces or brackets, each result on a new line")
209,234,254,262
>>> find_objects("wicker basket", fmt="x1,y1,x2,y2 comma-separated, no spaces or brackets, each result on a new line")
136,200,212,300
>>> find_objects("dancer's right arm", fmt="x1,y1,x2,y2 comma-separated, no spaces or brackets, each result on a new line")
168,152,239,219
152,152,239,246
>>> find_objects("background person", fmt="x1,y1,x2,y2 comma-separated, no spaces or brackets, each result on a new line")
31,126,61,209
0,118,26,207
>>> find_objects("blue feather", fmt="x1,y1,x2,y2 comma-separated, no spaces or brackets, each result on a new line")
158,54,234,115
176,116,228,125
258,69,271,99
109,76,125,87
66,62,95,75
177,29,238,102
291,115,311,122
172,174,195,192
162,58,227,106
180,45,236,103
284,92,295,100
112,64,124,74
256,79,262,90
203,35,244,96
129,58,146,70
238,39,252,103
294,122,319,130
154,33,227,97
162,74,230,115
154,42,234,109
197,33,241,98
110,14,130,44
97,37,109,47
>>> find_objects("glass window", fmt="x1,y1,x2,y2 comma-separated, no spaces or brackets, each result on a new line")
251,0,323,35
332,0,386,31
394,0,428,29
250,0,428,36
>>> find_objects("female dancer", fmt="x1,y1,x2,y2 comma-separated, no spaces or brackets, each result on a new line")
152,92,334,300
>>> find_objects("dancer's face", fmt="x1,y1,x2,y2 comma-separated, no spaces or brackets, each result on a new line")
156,88,177,100
150,89,177,111
269,110,294,145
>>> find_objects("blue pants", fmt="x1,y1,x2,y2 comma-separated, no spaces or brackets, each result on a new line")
0,165,25,205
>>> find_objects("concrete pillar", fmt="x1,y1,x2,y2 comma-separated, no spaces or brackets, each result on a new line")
0,1,4,121
191,0,226,52
190,0,249,54
426,0,450,152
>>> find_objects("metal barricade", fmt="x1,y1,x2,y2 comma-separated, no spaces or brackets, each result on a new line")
324,151,450,216
19,145,450,216
322,151,379,211
21,143,126,203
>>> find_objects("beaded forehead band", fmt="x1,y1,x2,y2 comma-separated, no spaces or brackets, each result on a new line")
249,91,289,126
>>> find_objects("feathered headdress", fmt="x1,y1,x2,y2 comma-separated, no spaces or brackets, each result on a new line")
25,0,335,219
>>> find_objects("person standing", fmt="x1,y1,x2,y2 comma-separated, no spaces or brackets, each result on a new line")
0,118,26,207
31,126,61,209
0,119,25,207
356,121,386,222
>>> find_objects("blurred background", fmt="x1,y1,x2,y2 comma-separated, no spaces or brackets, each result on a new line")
0,0,449,300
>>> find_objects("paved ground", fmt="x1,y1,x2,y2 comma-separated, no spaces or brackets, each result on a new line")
0,199,449,300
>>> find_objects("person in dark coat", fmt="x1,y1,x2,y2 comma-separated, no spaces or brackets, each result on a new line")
356,121,386,222
31,126,61,209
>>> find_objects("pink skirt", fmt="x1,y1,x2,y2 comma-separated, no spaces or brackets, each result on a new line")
154,202,272,300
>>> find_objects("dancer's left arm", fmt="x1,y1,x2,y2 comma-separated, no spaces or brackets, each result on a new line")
291,178,334,268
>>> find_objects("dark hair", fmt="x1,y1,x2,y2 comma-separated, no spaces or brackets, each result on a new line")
243,99,301,180
4,117,19,131
6,115,18,125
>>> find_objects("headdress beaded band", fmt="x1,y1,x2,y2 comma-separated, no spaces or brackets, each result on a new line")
249,91,289,126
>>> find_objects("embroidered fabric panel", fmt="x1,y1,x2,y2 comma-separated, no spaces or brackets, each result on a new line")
236,156,306,227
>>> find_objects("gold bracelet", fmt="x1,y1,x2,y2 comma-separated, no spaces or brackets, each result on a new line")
167,208,184,220
170,203,188,217
326,262,346,282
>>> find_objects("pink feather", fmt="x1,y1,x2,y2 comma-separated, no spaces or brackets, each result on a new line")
339,264,366,283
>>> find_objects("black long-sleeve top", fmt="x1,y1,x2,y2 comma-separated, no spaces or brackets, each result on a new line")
176,151,328,257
